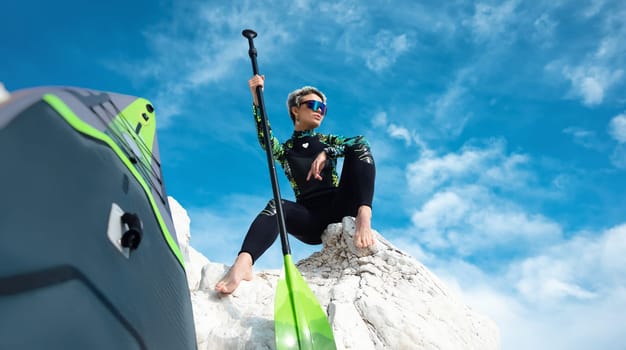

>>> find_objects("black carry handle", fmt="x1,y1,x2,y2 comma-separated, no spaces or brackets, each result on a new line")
242,29,291,256
121,212,143,250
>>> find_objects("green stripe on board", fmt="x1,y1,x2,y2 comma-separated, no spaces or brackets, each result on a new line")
42,93,185,268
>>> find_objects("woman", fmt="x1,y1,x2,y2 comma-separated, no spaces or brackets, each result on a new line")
215,75,376,294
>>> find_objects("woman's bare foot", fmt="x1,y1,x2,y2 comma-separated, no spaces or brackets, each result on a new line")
215,252,254,294
354,205,374,248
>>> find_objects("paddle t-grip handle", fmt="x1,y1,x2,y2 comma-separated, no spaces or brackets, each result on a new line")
242,29,260,75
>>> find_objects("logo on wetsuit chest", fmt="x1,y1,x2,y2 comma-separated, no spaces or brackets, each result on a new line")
302,142,309,149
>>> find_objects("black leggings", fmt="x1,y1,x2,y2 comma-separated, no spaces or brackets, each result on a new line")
240,146,375,264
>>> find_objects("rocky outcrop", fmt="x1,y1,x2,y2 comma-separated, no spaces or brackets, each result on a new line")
170,199,499,349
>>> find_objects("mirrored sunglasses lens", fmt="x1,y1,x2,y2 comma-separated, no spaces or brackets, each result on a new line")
309,101,326,114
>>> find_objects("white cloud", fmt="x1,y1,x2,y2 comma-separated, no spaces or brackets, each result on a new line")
547,5,626,107
608,113,626,143
372,111,387,128
563,126,604,150
431,84,466,120
405,138,562,257
561,65,623,106
610,144,626,169
465,0,519,41
511,224,626,304
412,191,467,230
532,13,558,48
470,205,560,243
365,30,411,72
426,223,626,350
387,124,412,146
582,0,609,18
319,0,366,25
608,113,626,168
370,111,430,151
514,254,597,303
107,1,293,124
464,278,626,350
602,224,626,278
411,191,469,249
427,81,472,137
411,186,562,255
406,138,531,196
388,236,431,263
112,1,421,126
407,145,478,194
483,153,531,184
596,36,622,60
563,112,626,168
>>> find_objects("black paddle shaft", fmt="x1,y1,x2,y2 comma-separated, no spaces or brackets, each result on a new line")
242,29,291,255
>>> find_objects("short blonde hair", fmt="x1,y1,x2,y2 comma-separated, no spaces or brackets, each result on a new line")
286,86,327,123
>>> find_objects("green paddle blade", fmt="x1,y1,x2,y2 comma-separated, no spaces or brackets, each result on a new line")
275,255,336,350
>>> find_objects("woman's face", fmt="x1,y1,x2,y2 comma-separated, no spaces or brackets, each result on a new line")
293,93,326,131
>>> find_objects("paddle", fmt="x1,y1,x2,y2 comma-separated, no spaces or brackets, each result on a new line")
242,29,336,350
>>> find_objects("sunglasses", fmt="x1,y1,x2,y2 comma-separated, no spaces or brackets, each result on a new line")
300,100,327,115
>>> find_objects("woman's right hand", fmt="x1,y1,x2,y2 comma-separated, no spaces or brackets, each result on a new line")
307,151,328,181
248,75,265,106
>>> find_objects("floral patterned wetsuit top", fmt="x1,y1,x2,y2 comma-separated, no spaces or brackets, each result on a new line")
252,105,372,202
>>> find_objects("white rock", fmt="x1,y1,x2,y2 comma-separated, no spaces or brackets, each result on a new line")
169,198,500,349
170,196,208,290
0,83,10,104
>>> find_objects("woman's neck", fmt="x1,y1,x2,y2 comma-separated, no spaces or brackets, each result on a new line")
292,129,315,137
294,125,314,132
294,125,315,132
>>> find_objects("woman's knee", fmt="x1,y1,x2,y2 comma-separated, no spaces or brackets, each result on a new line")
260,199,277,216
260,198,298,217
346,136,374,165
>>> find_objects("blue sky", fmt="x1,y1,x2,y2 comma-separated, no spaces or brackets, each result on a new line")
3,0,626,348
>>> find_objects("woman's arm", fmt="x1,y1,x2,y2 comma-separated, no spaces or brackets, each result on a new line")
249,75,284,161
307,134,372,181
321,134,371,159
252,105,284,160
